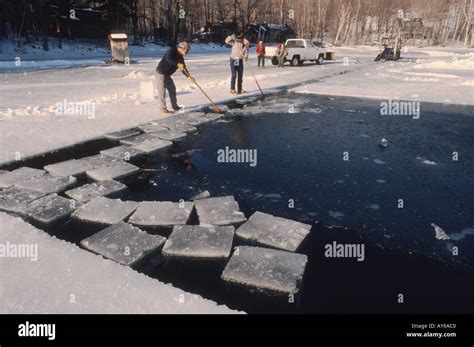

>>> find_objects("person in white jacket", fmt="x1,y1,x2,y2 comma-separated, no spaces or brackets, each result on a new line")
225,33,248,94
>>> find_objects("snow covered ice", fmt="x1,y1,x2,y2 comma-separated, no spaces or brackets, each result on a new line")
80,222,166,267
195,196,247,226
162,225,235,260
65,180,127,203
0,167,45,189
235,211,312,252
15,174,77,195
0,187,46,213
23,194,75,226
222,246,308,295
100,145,146,161
0,212,237,314
71,197,138,225
128,201,194,229
86,160,140,182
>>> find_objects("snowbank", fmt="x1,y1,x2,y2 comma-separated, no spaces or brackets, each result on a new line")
0,212,238,314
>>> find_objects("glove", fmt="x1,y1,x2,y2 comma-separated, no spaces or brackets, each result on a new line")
177,63,185,71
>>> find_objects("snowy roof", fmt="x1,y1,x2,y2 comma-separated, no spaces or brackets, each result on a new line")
110,33,128,40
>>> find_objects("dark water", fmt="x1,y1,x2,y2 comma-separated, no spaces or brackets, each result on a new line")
10,93,474,314
122,93,474,313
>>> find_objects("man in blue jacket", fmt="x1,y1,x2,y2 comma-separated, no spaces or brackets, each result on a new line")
156,42,191,114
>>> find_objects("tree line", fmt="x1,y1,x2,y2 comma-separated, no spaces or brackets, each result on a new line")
0,0,472,48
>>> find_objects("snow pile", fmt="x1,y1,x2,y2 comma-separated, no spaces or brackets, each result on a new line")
414,53,474,71
123,70,155,80
0,212,238,314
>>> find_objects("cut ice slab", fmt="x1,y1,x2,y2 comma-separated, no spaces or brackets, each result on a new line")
0,167,44,189
139,123,168,134
128,201,194,229
86,161,140,182
149,129,187,142
120,133,159,146
71,197,138,225
222,246,308,295
80,222,166,267
65,180,127,203
23,194,75,226
162,225,235,260
132,138,173,154
45,159,86,177
44,155,117,177
195,196,247,226
0,187,46,213
100,145,146,161
235,211,311,252
104,129,141,141
15,174,77,195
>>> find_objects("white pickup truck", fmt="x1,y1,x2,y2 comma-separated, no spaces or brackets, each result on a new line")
266,39,328,66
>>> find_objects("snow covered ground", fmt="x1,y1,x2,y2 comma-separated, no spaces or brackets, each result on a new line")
0,43,472,166
292,46,474,105
0,211,237,314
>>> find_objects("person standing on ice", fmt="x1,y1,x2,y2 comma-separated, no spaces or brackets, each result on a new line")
225,33,248,94
276,43,287,68
256,40,266,68
155,42,191,115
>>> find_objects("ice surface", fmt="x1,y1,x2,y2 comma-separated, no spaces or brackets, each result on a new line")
104,129,141,141
0,167,45,189
86,161,140,181
128,201,194,228
71,197,138,225
190,191,211,200
15,174,77,195
45,155,119,177
148,129,187,142
100,145,146,161
195,196,247,226
80,222,166,266
221,246,308,295
45,159,91,177
0,212,237,314
139,123,168,134
65,180,127,203
0,187,46,213
235,211,311,252
23,194,75,226
158,119,198,133
131,138,173,154
162,225,235,259
77,154,118,168
119,133,159,146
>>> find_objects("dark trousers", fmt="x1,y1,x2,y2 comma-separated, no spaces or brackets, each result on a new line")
257,55,265,67
230,59,244,92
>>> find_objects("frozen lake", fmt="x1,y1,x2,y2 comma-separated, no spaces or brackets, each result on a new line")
4,93,473,313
